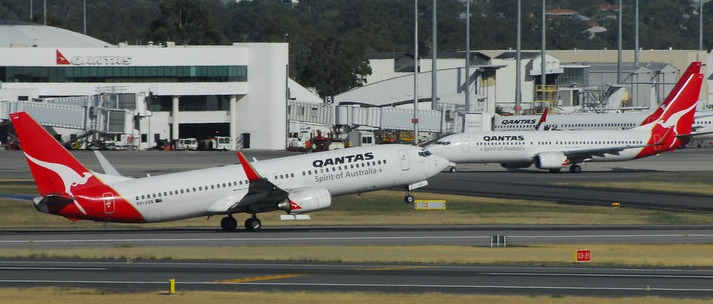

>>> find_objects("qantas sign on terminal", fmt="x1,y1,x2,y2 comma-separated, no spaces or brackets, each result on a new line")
56,50,132,66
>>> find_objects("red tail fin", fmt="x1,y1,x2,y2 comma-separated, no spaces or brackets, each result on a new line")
10,112,144,222
640,61,701,125
636,73,702,158
10,112,94,196
657,73,702,137
534,108,548,130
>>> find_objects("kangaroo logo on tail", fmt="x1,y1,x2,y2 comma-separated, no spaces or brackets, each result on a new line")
635,72,703,158
24,153,93,215
640,61,701,125
24,153,93,197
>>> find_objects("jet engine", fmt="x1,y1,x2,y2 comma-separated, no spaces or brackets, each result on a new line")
279,187,332,214
534,151,569,169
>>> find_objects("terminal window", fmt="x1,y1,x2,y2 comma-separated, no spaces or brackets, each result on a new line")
1,66,247,83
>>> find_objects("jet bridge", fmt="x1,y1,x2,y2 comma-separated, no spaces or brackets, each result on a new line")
1,93,134,146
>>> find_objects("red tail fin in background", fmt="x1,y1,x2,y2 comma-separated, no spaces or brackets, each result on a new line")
640,61,701,125
656,73,703,137
534,108,548,130
635,73,702,158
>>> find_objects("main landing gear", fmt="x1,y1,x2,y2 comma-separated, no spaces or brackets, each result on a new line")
220,214,262,232
220,215,238,231
244,215,262,232
547,164,582,174
404,186,415,204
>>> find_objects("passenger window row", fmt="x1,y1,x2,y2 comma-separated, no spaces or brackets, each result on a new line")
135,179,249,201
134,158,389,201
301,159,386,176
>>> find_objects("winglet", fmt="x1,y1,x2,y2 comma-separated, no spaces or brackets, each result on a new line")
94,151,123,177
236,152,262,181
534,108,548,130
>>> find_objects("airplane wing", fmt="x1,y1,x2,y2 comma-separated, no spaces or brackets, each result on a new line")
227,152,289,214
561,145,639,162
207,153,331,217
676,129,713,142
560,129,672,163
0,194,35,201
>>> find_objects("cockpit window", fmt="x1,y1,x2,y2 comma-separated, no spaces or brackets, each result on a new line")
435,141,451,145
418,149,432,157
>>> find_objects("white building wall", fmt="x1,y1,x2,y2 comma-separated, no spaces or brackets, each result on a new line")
0,43,290,150
365,59,399,84
491,56,550,113
236,43,289,150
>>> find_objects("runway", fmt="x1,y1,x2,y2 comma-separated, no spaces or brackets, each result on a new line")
1,148,713,297
1,225,713,249
428,170,713,211
1,259,713,297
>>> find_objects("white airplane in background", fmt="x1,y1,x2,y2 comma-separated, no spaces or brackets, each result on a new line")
426,65,703,173
10,112,449,231
492,62,713,135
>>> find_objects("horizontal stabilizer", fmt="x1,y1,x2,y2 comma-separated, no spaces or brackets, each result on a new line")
33,194,74,214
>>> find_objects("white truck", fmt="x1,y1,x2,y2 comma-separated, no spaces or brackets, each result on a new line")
175,138,198,150
211,136,231,150
347,130,375,147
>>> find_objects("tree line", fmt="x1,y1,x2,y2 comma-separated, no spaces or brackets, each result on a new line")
1,0,710,97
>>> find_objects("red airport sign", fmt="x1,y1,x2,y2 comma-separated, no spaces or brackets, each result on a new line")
575,249,591,263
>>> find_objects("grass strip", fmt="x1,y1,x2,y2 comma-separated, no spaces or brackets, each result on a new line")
554,181,713,196
2,244,713,267
0,287,711,304
1,190,712,228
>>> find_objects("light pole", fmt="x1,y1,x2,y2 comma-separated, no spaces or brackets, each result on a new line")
540,0,546,112
464,0,470,113
413,0,419,145
515,0,522,115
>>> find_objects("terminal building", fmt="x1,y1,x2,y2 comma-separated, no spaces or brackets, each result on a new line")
1,22,710,150
0,22,298,150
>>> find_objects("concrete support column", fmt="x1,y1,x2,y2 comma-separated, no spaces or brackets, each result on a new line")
172,96,180,142
229,95,238,150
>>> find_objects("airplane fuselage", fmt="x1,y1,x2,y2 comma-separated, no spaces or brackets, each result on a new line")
429,129,656,165
78,145,447,223
493,111,713,137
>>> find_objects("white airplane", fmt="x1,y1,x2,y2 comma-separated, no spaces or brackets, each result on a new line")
426,69,703,173
10,112,449,231
494,109,713,135
492,62,713,135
